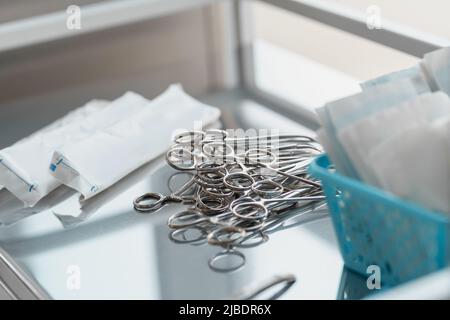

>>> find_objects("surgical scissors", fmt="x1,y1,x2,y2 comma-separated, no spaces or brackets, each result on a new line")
167,189,326,237
168,130,321,165
134,173,198,212
143,146,317,214
232,274,296,300
231,189,325,221
136,129,327,272
201,140,322,188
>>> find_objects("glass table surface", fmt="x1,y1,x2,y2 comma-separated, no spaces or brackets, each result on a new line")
0,90,372,299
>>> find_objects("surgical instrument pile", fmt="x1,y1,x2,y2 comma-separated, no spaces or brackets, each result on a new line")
134,129,328,272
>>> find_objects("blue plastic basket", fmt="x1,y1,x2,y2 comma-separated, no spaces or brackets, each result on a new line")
308,154,450,287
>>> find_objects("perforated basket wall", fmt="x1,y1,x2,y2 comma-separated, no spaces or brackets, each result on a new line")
309,154,450,287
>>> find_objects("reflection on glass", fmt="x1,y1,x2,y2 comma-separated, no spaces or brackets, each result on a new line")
337,267,375,300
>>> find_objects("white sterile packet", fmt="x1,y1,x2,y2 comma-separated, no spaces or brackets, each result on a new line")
367,118,450,214
361,62,434,94
0,100,108,191
24,100,109,141
50,84,221,201
316,78,421,179
338,92,450,186
423,47,450,95
0,92,150,207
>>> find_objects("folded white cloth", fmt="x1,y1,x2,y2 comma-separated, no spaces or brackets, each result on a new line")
50,85,221,200
338,92,450,186
317,46,450,214
316,78,421,179
368,117,450,213
0,92,149,207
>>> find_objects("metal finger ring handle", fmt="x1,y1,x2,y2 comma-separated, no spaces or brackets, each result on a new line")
208,249,246,273
133,192,167,213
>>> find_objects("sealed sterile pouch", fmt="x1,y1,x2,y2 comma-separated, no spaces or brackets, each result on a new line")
338,92,450,185
23,100,109,141
367,118,450,214
326,79,421,129
361,62,433,94
315,128,340,171
0,99,108,192
50,85,221,201
316,108,358,179
0,92,150,207
316,78,421,179
423,47,450,95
